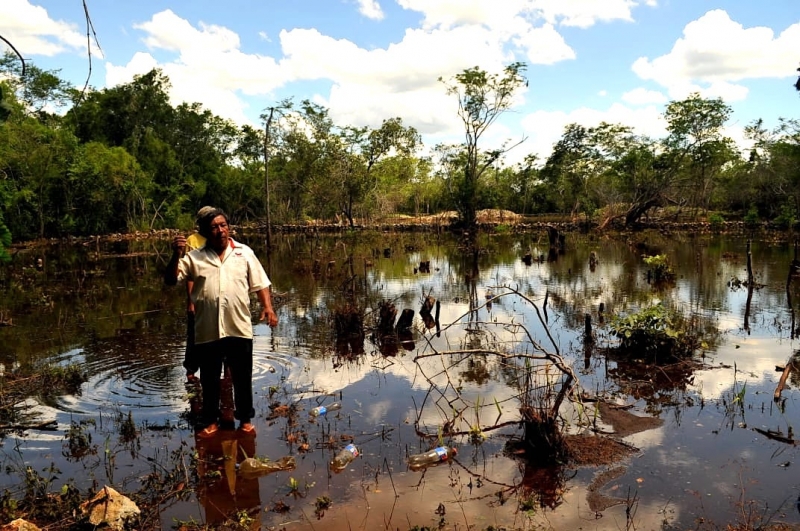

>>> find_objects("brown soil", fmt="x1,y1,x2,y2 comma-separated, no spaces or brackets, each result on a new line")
597,401,664,437
586,465,628,512
563,433,638,466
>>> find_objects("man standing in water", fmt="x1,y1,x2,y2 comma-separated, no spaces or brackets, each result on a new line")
165,208,278,437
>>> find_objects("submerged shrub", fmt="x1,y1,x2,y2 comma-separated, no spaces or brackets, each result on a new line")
743,206,760,228
609,304,696,358
774,204,797,231
708,213,725,231
642,254,675,283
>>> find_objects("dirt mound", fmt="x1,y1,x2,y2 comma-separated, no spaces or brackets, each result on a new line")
476,209,521,223
416,209,521,224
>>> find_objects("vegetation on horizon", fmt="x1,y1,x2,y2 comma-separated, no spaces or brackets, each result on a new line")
0,51,799,254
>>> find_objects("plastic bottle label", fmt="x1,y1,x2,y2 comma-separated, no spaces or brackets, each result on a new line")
435,447,448,461
317,406,327,415
345,444,358,457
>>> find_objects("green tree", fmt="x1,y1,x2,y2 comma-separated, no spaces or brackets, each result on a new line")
0,115,78,239
540,124,594,217
499,154,540,215
735,118,800,220
270,100,338,222
65,142,151,233
440,63,527,230
0,51,72,122
664,93,735,216
228,123,269,222
68,69,238,228
337,117,421,226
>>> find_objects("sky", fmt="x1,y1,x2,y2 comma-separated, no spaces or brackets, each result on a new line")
1,0,799,164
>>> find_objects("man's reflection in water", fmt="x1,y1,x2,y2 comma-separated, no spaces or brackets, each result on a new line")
195,430,261,529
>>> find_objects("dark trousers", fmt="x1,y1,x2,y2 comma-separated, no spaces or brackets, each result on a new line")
195,337,255,427
183,311,199,374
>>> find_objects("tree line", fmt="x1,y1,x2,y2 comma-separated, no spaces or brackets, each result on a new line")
0,52,799,257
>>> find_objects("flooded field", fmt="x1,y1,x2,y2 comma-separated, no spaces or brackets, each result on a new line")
1,229,800,530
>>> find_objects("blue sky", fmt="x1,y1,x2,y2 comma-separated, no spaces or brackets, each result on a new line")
2,0,799,163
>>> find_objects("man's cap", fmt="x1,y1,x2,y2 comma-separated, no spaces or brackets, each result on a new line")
196,206,216,224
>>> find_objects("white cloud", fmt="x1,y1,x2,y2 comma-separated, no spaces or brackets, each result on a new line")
514,23,576,65
0,0,85,56
280,25,510,89
105,51,158,86
106,51,255,124
132,9,286,98
356,0,385,20
697,81,749,102
104,10,286,123
653,79,750,103
621,87,667,105
397,0,530,30
397,0,652,30
325,83,459,134
105,7,528,133
633,10,800,91
530,0,641,29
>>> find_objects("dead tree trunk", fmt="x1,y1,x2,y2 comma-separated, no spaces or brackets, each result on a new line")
378,301,397,335
396,309,414,331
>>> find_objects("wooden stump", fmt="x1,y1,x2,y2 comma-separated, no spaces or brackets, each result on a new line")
396,309,414,330
420,295,436,315
378,301,397,335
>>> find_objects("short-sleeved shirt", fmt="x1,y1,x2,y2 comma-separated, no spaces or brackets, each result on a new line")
176,238,271,344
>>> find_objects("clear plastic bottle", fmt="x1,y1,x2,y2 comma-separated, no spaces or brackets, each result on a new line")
330,443,359,472
407,446,457,469
309,402,342,416
239,455,296,479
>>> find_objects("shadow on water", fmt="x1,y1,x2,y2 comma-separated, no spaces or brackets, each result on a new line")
1,230,800,529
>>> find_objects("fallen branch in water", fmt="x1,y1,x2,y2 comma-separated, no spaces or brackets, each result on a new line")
0,420,58,431
752,427,796,445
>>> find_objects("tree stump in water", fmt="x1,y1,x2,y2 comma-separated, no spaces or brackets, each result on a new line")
396,309,414,331
421,312,436,329
398,329,415,351
546,226,560,249
520,406,565,463
377,301,397,335
420,295,436,316
334,305,364,357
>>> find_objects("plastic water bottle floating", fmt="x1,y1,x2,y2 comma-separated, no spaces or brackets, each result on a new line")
309,402,342,416
330,443,359,472
407,446,458,468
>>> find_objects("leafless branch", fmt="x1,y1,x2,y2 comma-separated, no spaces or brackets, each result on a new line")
76,0,103,105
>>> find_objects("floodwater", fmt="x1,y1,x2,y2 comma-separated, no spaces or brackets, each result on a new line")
1,229,800,530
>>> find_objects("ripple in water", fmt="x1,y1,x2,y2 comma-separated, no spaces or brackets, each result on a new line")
51,330,187,421
47,331,305,425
